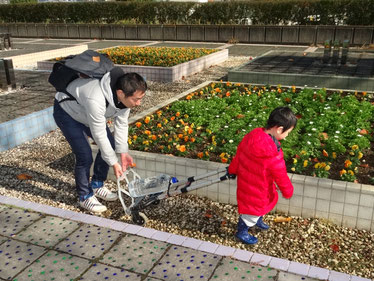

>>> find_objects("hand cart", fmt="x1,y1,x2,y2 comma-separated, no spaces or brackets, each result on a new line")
117,167,235,225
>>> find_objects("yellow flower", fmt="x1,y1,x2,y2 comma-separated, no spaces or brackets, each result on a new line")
314,163,320,169
325,165,330,171
351,145,359,150
291,167,296,172
332,152,337,159
358,152,363,159
293,158,297,164
348,170,354,176
301,150,307,155
303,160,308,167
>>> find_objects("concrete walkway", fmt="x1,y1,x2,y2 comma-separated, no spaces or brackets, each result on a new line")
0,38,372,281
2,195,370,281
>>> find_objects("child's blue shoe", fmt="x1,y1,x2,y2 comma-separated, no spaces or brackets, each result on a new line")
255,216,269,230
235,217,258,245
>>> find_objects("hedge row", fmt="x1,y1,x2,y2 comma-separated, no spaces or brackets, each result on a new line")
0,0,373,25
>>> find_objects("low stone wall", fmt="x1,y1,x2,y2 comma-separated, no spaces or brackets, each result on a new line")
95,148,374,232
8,44,88,69
1,24,373,46
37,49,228,82
90,80,374,232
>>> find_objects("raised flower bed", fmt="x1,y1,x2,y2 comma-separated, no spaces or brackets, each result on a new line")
92,81,374,231
37,46,228,82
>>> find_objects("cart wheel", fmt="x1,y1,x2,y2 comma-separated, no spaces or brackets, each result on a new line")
131,212,148,226
132,213,144,225
152,200,160,205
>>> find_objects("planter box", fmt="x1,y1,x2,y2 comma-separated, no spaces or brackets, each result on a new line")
91,81,374,232
36,49,228,83
8,44,88,69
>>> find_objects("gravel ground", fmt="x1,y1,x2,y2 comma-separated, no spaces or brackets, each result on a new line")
0,56,373,279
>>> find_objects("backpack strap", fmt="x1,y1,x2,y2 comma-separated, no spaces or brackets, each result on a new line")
58,89,109,108
58,90,78,104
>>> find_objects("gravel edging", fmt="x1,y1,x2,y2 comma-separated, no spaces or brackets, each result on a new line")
0,56,373,279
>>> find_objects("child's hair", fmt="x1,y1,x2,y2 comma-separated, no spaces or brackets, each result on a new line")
265,106,297,132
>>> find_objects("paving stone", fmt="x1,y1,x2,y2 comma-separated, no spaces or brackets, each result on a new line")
0,235,7,244
0,238,46,280
79,262,142,280
15,250,91,281
55,224,121,259
278,271,321,281
101,234,169,275
0,207,42,237
0,204,9,213
15,215,80,247
150,245,221,281
211,257,277,280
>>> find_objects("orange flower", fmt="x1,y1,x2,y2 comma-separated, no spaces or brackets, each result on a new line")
186,95,192,100
156,110,162,116
157,123,162,128
277,88,282,94
197,152,204,158
170,116,175,121
322,150,329,157
344,160,352,168
221,158,228,163
176,112,180,117
184,136,189,142
190,137,195,142
188,127,193,134
179,145,186,152
284,97,291,103
151,135,157,141
359,129,368,135
215,88,221,93
135,122,142,128
144,130,151,135
178,133,183,139
340,169,347,176
291,86,296,93
225,92,230,97
144,116,151,124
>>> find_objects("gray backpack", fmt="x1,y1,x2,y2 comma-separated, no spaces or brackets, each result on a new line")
48,49,114,104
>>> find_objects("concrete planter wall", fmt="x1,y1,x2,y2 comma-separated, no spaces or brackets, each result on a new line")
1,24,373,46
37,49,228,83
6,44,88,69
107,150,374,233
90,81,374,232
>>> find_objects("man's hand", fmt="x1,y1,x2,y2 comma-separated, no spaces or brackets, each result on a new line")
113,162,123,178
120,152,134,171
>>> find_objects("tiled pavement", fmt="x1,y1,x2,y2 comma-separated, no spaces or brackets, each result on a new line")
2,195,372,281
0,195,372,281
0,39,373,281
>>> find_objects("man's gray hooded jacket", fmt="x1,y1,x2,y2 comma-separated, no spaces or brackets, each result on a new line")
55,72,130,167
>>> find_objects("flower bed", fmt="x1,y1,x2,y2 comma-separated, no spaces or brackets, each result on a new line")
129,81,374,184
36,46,228,82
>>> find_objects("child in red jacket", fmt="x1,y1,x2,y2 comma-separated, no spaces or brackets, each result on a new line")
228,106,297,244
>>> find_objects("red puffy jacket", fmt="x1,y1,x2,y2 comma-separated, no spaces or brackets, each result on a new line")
228,127,293,216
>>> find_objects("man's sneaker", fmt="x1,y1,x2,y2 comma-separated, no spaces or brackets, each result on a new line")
79,196,107,213
94,186,118,201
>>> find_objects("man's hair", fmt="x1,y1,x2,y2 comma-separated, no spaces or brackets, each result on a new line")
116,72,147,97
265,106,297,132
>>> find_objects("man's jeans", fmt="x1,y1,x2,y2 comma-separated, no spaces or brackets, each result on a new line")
53,99,115,201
